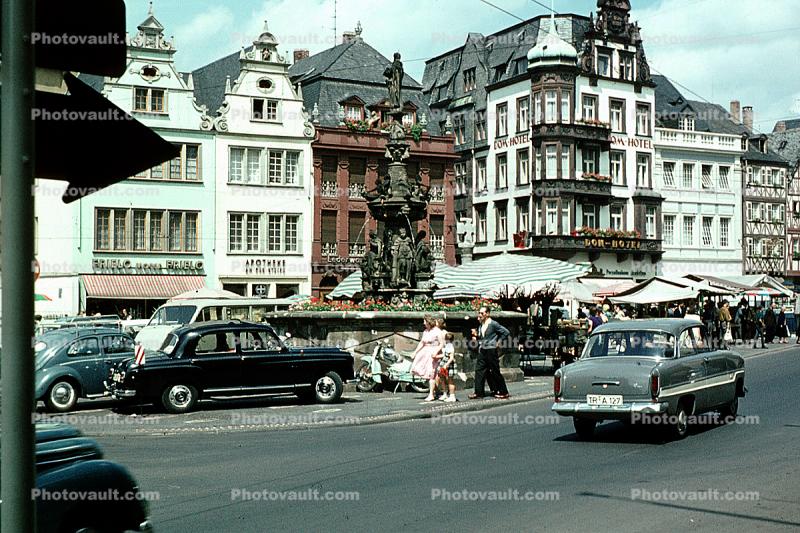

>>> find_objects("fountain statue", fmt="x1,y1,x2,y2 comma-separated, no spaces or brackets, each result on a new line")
361,53,435,304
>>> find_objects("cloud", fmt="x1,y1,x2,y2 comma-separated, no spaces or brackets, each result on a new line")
632,0,800,132
174,6,236,49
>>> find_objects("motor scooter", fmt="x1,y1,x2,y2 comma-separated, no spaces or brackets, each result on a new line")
356,339,429,393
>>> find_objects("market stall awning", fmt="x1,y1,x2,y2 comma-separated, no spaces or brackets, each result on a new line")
81,275,205,299
716,274,793,297
609,277,699,305
434,253,589,293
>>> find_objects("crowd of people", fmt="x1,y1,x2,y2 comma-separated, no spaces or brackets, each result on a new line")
575,298,794,349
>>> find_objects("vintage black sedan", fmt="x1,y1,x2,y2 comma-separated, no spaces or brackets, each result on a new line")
109,320,355,413
552,319,746,440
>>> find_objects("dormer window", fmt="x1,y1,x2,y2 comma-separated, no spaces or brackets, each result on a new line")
493,64,507,83
344,104,363,121
463,68,476,92
252,98,278,121
597,52,611,77
402,112,414,126
679,116,695,131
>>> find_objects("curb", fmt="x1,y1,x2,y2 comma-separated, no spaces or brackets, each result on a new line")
103,389,555,437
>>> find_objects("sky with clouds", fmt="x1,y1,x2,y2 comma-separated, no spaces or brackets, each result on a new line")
128,0,800,133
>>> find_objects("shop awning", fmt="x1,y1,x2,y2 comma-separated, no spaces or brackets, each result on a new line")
81,275,205,299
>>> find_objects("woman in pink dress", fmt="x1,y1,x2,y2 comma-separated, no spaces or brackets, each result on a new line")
411,314,443,401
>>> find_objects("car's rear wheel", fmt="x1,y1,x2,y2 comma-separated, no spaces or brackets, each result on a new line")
669,404,689,440
573,418,596,440
161,384,198,413
45,379,79,412
313,372,344,404
719,395,738,421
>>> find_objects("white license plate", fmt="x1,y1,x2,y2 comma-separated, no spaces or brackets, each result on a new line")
586,394,623,406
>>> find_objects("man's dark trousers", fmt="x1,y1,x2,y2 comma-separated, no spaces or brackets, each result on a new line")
474,348,508,396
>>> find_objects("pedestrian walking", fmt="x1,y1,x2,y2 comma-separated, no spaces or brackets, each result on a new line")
436,332,457,402
469,306,511,400
776,308,789,343
702,300,717,347
764,304,776,344
753,305,768,349
718,300,732,349
410,314,443,402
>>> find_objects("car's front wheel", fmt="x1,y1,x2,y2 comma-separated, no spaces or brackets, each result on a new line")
161,384,198,413
313,372,344,404
573,418,596,440
45,379,79,412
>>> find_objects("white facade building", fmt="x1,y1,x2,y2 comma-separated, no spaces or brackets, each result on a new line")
193,23,315,298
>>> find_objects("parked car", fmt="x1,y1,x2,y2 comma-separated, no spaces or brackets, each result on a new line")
33,422,153,532
35,327,139,412
551,319,745,440
109,320,355,413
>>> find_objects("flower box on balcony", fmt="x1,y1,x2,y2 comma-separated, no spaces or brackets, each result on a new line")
581,173,612,183
513,231,527,248
570,226,642,239
576,118,611,128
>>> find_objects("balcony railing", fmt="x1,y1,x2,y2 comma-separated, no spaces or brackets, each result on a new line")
348,183,366,199
656,128,741,152
321,180,338,198
528,234,662,254
531,177,612,197
348,242,366,256
321,242,337,256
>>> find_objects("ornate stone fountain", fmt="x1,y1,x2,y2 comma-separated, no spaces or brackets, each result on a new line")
360,53,435,304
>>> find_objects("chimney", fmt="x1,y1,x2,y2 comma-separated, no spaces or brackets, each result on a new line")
775,121,787,133
730,100,741,124
743,106,754,131
342,31,357,44
293,49,309,64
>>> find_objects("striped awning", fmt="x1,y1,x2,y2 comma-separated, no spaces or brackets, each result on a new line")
81,275,205,299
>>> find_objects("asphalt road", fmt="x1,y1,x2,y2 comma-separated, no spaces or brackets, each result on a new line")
96,347,800,533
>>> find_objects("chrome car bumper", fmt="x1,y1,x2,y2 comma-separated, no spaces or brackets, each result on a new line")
111,388,138,399
552,400,669,418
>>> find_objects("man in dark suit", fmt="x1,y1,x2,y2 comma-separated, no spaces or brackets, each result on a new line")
469,306,511,399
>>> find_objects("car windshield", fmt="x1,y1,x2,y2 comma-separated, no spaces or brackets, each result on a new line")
583,330,675,358
159,333,179,356
147,305,197,326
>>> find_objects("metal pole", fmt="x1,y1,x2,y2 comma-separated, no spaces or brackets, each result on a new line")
1,0,36,530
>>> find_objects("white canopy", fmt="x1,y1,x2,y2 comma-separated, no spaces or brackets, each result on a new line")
609,277,700,305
